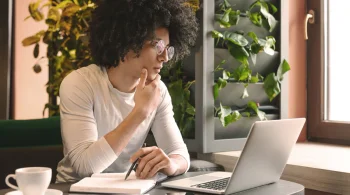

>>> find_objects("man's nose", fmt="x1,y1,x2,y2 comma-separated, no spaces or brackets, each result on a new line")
159,49,169,62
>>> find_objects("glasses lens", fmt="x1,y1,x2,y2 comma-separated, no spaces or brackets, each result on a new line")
167,46,174,60
155,40,165,55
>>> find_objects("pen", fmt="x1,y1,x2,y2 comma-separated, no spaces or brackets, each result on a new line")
125,143,146,180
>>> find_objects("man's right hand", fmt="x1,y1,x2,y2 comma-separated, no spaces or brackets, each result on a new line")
134,68,161,119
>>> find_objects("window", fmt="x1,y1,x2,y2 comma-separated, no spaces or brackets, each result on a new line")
307,0,350,145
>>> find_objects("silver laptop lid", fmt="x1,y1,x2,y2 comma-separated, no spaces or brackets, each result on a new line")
225,118,305,194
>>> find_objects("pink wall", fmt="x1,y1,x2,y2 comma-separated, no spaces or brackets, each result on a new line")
14,0,48,119
289,0,307,141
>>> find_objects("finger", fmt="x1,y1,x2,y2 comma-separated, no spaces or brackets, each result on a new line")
130,146,154,163
150,74,161,85
140,154,163,178
137,68,147,89
135,148,159,177
146,160,168,179
140,155,166,178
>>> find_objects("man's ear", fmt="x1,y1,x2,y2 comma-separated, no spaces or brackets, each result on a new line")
123,50,136,61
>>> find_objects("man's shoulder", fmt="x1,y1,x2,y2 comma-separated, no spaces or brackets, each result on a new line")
75,64,104,77
63,64,103,83
60,64,106,91
158,79,169,95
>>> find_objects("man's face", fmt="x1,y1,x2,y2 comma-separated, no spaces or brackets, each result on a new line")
125,27,171,82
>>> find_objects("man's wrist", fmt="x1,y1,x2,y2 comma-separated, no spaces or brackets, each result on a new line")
166,155,185,176
130,107,148,122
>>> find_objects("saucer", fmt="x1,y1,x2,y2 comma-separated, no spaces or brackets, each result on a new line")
5,189,63,195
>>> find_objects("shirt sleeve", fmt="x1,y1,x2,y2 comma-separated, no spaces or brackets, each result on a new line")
151,81,191,172
59,71,118,178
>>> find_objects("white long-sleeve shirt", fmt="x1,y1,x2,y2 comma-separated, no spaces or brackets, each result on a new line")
56,64,190,183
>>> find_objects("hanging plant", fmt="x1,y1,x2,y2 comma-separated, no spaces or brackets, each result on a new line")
212,0,290,127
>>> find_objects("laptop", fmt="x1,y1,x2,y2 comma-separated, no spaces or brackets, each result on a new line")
161,118,306,194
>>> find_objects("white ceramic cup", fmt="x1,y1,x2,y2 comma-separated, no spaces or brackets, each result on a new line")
5,167,52,195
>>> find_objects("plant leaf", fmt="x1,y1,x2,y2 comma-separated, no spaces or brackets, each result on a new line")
250,75,259,83
46,7,60,27
22,35,40,46
218,77,227,89
221,0,231,10
241,111,251,117
268,2,278,14
262,36,276,55
250,53,257,65
213,83,219,100
248,12,262,26
247,101,267,120
211,30,224,45
24,15,32,21
29,0,44,21
223,111,241,127
229,10,240,26
43,31,52,44
264,47,274,55
241,87,249,99
219,103,234,127
223,70,230,80
224,32,249,46
231,111,241,121
33,63,41,73
184,88,190,100
182,117,195,139
256,109,267,120
220,103,232,118
217,8,231,28
232,64,252,81
250,43,262,54
22,30,45,46
228,43,249,65
168,80,184,106
277,59,291,81
260,4,277,32
62,3,81,17
56,1,74,9
34,43,39,58
185,102,196,116
263,73,280,101
247,31,259,43
215,9,241,29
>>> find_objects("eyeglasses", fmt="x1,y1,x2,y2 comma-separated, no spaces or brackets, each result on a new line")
152,40,175,60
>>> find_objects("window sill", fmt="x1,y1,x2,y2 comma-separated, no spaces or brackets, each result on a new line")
197,142,350,195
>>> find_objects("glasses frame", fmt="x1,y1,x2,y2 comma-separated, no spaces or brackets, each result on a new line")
152,40,175,60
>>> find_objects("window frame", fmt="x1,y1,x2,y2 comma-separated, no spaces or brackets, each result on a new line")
307,0,350,145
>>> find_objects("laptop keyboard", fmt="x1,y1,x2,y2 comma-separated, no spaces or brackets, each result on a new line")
191,177,230,191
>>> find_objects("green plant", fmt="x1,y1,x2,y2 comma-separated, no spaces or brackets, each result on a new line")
23,0,96,116
212,0,290,127
160,62,196,139
157,0,199,139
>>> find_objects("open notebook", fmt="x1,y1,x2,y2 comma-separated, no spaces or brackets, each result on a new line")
70,171,167,194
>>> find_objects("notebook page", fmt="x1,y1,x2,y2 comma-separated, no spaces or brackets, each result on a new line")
70,174,156,194
92,171,168,182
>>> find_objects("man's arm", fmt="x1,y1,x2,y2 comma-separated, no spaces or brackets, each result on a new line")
168,154,188,175
105,69,162,155
129,81,190,178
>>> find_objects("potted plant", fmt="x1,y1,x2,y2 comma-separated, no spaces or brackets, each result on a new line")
22,0,96,116
210,0,290,138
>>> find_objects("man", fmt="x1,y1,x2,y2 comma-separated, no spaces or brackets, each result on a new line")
56,0,198,182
